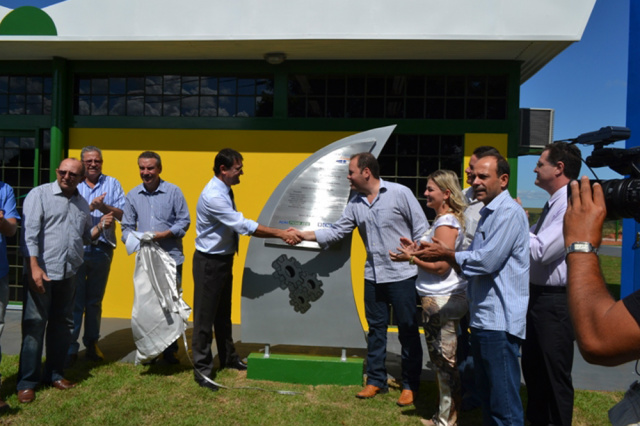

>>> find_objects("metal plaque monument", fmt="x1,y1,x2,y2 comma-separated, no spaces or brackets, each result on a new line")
241,126,395,349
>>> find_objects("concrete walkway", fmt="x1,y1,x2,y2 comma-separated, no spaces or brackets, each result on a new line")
2,309,636,392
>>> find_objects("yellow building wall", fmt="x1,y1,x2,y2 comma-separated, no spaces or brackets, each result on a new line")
462,133,509,189
68,128,369,327
69,129,507,330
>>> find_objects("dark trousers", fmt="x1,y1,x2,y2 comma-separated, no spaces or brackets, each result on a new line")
18,276,75,390
363,278,422,391
191,250,239,383
521,286,574,426
163,264,182,357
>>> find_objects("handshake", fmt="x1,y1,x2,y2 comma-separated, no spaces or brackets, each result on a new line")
277,228,316,246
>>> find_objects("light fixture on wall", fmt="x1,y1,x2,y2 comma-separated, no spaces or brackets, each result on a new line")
264,52,287,65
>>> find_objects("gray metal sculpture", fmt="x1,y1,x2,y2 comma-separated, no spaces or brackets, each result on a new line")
241,125,395,348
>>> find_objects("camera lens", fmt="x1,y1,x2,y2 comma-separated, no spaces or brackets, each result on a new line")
599,178,640,220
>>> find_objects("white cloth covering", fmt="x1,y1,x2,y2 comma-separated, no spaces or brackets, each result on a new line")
130,232,191,365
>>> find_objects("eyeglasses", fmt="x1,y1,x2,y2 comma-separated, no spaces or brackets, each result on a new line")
57,170,80,179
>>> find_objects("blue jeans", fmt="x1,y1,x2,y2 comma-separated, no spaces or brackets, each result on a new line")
470,328,524,426
18,276,76,390
69,244,114,355
364,278,422,391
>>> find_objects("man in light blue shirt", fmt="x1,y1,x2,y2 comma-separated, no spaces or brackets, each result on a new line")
121,151,190,364
68,146,125,366
192,148,299,391
0,181,18,411
416,154,529,426
296,152,427,407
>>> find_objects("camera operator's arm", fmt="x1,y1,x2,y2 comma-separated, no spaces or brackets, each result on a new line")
564,176,640,366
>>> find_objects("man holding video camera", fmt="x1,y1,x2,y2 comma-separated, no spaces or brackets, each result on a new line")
564,176,640,366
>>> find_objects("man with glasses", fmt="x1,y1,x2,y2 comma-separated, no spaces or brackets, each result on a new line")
521,142,581,426
67,146,125,366
18,158,114,404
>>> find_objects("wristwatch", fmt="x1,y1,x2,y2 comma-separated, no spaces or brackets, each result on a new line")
565,242,599,255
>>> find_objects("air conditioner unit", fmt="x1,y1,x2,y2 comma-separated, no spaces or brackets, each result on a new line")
520,108,554,152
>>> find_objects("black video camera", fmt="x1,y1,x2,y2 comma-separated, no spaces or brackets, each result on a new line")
568,126,640,222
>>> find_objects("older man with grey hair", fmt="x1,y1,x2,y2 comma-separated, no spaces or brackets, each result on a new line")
67,146,125,366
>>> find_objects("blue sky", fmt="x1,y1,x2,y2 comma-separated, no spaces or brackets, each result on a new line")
517,0,630,207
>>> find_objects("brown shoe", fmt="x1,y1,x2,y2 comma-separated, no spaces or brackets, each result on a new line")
356,384,388,399
17,389,35,404
396,389,416,407
420,418,436,426
51,379,76,390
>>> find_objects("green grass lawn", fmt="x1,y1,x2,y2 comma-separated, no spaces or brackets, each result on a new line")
0,354,622,426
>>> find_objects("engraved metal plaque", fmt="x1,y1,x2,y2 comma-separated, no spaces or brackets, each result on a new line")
241,126,395,349
267,140,376,249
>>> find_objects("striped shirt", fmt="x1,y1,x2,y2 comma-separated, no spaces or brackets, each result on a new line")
121,180,190,265
22,181,93,280
316,179,428,284
455,190,530,339
78,174,125,248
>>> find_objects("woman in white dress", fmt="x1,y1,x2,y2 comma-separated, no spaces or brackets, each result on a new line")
390,169,468,426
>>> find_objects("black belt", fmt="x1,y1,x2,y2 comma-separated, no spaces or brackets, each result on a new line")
530,283,566,294
195,250,234,260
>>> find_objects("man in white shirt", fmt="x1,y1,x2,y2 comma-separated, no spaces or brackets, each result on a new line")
522,142,581,426
191,148,300,391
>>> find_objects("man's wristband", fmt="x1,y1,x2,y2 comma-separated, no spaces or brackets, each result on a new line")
565,242,598,255
409,256,415,265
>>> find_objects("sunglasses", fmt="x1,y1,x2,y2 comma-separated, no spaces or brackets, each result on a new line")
57,169,80,179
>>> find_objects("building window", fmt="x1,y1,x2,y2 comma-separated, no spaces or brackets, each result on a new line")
74,75,274,117
288,74,507,120
378,134,464,221
0,75,53,115
0,131,51,303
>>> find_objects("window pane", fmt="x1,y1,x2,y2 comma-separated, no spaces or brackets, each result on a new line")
91,95,107,115
145,76,163,95
127,77,145,94
201,77,218,95
108,95,125,115
9,95,25,114
162,96,180,116
91,78,108,94
109,77,126,95
238,79,255,96
182,76,199,95
26,95,43,115
163,75,181,95
219,96,236,117
219,78,236,95
237,96,255,117
144,96,162,116
26,77,43,94
127,96,144,116
200,96,217,117
181,96,199,117
367,77,385,96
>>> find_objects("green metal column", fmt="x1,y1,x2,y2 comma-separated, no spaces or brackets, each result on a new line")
50,56,69,181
